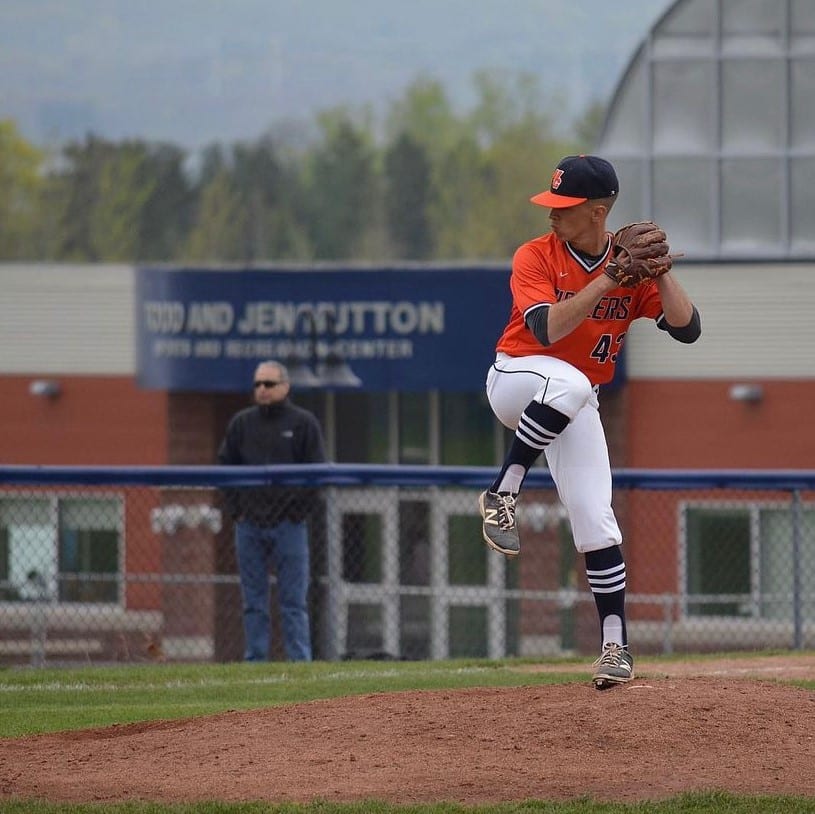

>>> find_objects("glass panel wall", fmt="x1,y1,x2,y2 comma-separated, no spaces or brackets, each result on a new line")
291,389,500,466
601,0,815,259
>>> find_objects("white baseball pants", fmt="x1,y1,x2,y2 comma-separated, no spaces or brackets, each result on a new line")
485,352,622,553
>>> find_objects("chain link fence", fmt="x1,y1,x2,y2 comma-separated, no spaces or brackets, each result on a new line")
1,466,813,667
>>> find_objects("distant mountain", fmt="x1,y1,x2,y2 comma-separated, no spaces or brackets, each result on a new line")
0,0,669,150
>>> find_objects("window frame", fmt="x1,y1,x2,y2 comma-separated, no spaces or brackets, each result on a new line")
0,490,126,608
295,389,505,466
679,498,813,621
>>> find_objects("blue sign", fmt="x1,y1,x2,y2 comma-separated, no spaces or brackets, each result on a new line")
135,266,513,392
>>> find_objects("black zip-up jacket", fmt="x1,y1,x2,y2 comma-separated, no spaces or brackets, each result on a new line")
217,400,326,525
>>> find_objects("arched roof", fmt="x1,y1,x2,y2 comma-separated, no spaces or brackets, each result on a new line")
598,0,815,260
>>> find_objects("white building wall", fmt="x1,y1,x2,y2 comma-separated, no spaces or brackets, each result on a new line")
0,264,135,375
626,263,815,379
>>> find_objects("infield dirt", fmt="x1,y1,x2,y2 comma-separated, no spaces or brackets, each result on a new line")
1,653,814,804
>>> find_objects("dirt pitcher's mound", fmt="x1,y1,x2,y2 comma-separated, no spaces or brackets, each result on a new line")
1,670,814,804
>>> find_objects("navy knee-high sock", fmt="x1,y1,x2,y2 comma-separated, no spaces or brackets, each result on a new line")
491,401,570,494
585,545,628,648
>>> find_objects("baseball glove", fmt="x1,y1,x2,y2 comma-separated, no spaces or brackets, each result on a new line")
604,221,675,288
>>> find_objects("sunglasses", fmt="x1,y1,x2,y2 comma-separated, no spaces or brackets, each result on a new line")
254,380,285,389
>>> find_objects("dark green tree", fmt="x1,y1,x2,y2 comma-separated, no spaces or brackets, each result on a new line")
305,109,377,260
43,137,192,261
195,144,228,189
90,142,157,261
385,77,465,162
431,134,485,258
383,133,434,259
138,144,194,261
230,137,312,260
0,120,44,259
184,168,248,262
46,135,114,260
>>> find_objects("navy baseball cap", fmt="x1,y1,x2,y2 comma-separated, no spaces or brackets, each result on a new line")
530,154,619,208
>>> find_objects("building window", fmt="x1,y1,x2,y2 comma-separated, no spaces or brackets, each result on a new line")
683,503,815,620
301,390,500,465
440,391,495,465
58,499,121,603
398,392,430,464
0,495,122,604
0,499,53,601
323,391,390,463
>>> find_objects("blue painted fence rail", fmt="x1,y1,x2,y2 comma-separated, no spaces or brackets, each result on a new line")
2,464,815,490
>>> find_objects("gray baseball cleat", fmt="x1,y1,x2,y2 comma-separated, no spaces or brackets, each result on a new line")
592,643,635,690
479,490,520,556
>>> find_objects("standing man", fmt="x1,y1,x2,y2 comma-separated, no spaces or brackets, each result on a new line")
218,360,326,661
480,155,701,688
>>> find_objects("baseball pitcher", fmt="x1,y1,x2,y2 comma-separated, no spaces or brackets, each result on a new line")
480,154,701,688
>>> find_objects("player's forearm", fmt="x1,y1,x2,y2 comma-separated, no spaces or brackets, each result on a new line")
545,274,617,344
656,274,694,327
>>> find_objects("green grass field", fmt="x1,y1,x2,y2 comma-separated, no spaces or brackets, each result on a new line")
1,655,813,814
0,658,588,738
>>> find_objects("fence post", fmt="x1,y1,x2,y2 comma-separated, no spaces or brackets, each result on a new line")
662,594,675,656
791,489,803,650
28,570,49,668
324,487,345,660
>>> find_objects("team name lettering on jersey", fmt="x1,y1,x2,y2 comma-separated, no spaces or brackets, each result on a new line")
556,290,632,320
590,296,631,321
496,232,665,384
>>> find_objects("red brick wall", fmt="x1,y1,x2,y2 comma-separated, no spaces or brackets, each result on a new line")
167,392,248,465
0,376,168,464
627,380,815,468
0,377,255,466
18,376,801,470
600,385,630,467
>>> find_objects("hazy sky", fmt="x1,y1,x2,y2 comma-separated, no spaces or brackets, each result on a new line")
0,0,671,149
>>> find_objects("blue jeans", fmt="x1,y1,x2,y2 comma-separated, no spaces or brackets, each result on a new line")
235,519,312,661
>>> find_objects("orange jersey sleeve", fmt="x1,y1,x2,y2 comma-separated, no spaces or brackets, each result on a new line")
496,232,663,385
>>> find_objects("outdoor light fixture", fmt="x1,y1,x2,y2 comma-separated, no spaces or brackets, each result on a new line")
29,379,61,399
284,312,323,387
315,354,363,387
287,311,362,389
317,312,362,387
728,383,764,403
287,358,324,388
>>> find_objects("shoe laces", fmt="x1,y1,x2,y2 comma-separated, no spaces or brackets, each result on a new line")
594,642,626,668
495,492,517,530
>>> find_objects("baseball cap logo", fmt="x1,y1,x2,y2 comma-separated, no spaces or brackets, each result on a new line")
530,155,619,209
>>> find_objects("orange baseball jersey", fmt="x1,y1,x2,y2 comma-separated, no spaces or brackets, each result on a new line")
496,231,664,385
